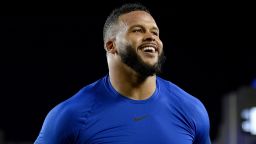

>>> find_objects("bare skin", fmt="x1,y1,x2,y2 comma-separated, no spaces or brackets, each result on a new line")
105,11,163,100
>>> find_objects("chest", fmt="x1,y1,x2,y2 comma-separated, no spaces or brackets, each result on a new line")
77,101,195,144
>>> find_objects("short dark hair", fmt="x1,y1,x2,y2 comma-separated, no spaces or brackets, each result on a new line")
103,3,150,43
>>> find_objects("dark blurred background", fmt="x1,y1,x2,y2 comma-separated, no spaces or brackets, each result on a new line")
0,0,255,143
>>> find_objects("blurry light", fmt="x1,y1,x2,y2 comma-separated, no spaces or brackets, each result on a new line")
251,79,256,89
242,121,250,132
241,109,250,119
241,107,256,135
250,107,256,134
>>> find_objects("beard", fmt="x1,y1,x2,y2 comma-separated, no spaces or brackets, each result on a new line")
118,45,166,79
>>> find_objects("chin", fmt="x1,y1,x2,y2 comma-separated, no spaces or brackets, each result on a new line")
142,59,158,66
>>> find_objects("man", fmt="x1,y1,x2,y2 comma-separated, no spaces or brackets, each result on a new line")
35,3,211,144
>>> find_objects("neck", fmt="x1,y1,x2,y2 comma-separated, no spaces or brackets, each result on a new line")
108,60,156,100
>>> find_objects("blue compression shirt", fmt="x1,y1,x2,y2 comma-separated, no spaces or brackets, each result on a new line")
35,75,211,144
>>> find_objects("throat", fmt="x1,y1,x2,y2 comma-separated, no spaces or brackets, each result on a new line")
109,73,156,100
127,90,155,100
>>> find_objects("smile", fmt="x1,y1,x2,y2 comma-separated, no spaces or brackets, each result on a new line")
142,47,156,53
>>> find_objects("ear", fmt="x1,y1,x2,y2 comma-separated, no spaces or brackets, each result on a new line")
105,39,117,54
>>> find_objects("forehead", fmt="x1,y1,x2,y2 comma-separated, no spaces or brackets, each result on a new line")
118,11,158,28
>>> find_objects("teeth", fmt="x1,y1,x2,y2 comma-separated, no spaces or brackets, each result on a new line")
143,47,155,52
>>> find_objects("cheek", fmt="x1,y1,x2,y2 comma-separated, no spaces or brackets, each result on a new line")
126,37,140,48
158,40,163,51
116,36,129,48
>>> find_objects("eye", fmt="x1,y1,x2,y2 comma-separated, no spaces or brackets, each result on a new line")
152,31,159,36
132,28,143,33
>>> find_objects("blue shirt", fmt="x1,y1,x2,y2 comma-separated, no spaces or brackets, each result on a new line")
35,75,211,144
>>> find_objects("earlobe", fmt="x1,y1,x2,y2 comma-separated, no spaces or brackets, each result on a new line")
105,40,117,54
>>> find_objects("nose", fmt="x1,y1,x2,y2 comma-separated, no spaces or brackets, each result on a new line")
143,32,155,42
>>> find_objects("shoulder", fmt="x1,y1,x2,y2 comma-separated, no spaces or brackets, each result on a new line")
157,76,208,114
157,77,211,143
35,76,107,143
52,76,108,121
157,77,209,126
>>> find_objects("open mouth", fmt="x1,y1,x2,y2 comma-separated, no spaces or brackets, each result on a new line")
142,47,156,53
139,43,158,54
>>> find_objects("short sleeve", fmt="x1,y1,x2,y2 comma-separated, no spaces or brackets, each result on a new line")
193,100,211,144
34,102,79,144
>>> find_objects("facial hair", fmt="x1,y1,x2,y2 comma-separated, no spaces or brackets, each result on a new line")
118,45,166,79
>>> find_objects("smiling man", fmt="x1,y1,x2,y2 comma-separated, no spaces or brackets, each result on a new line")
35,3,211,144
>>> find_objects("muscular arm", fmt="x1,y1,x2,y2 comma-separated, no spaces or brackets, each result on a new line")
35,102,79,144
192,100,211,144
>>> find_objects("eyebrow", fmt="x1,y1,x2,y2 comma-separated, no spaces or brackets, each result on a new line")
130,24,159,32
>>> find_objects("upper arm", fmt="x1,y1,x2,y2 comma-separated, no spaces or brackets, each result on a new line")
192,100,211,144
34,103,79,144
